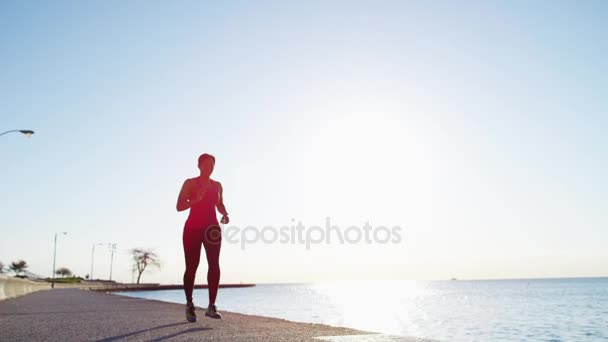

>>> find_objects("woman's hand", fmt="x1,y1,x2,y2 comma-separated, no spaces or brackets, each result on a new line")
221,215,229,224
176,178,210,212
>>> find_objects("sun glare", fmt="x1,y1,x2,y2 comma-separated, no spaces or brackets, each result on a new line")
312,280,431,335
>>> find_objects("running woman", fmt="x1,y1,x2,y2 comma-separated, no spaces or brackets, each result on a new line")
176,153,229,322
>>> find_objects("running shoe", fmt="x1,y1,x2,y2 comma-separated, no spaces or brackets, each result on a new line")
185,302,197,322
205,304,222,319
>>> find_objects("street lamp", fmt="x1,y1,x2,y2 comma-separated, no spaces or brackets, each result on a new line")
51,232,67,289
0,129,35,137
108,243,117,281
90,243,105,281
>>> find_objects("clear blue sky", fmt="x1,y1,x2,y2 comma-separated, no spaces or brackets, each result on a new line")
1,1,606,284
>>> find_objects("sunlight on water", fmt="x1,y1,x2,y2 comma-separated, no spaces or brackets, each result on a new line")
116,278,608,341
310,280,431,336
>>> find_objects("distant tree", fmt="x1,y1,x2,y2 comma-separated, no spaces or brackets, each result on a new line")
55,267,72,278
131,248,161,284
0,261,5,274
85,274,90,280
10,260,28,276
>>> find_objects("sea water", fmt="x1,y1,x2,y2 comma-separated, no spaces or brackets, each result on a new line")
116,277,608,341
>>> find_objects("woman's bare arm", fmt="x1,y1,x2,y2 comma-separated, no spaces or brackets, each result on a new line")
216,182,229,223
176,179,190,212
177,179,196,212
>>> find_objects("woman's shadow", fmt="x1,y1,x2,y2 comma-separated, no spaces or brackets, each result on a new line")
95,322,211,342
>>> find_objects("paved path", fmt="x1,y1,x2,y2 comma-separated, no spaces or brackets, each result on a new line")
0,289,432,342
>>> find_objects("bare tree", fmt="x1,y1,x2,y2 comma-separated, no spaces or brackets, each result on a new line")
55,267,72,278
0,261,5,274
131,249,161,284
9,260,28,276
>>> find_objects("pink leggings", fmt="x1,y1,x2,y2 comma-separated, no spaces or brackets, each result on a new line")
182,224,221,305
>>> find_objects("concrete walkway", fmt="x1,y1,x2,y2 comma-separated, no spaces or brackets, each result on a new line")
0,288,432,342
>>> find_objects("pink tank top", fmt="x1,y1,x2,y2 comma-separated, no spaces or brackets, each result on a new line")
185,179,220,229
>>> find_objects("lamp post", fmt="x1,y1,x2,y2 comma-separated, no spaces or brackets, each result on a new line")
51,232,67,289
0,129,35,137
90,243,104,281
108,243,117,281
